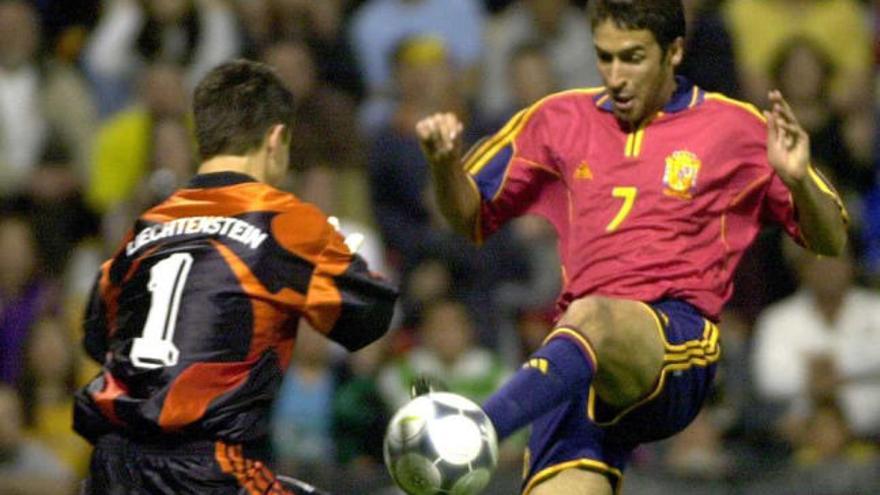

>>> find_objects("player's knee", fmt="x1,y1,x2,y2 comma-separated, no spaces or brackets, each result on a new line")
557,296,615,351
557,297,658,363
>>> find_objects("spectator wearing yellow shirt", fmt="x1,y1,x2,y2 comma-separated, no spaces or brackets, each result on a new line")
723,0,871,112
86,62,192,216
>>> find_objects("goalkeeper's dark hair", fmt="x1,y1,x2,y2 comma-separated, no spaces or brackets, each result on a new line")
588,0,686,53
193,59,294,161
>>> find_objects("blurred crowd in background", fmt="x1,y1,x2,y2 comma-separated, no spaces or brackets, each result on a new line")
0,0,877,493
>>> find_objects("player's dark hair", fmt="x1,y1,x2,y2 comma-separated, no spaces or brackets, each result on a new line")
193,59,295,161
589,0,686,52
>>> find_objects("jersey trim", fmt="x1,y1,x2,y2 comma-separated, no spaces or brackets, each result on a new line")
594,77,703,115
586,305,720,428
464,87,604,176
807,164,850,226
186,171,257,189
215,442,294,495
523,458,623,495
704,92,766,122
543,327,599,373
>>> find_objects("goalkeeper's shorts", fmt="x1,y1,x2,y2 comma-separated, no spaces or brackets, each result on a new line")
81,432,326,494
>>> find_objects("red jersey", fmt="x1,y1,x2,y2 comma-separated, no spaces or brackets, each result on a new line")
464,79,846,320
74,172,397,444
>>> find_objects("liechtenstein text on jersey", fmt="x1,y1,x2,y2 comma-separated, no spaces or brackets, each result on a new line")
126,216,268,256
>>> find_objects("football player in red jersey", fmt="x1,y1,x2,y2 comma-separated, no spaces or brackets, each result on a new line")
74,60,397,494
416,0,847,493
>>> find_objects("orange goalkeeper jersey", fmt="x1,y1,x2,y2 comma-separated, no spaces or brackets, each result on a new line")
74,172,397,444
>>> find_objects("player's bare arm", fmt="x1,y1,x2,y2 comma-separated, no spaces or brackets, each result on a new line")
415,113,480,239
764,89,847,256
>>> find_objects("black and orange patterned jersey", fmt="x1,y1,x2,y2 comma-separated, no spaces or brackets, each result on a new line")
74,172,398,444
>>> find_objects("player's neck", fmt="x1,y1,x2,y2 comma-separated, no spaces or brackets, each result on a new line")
629,76,677,130
197,154,268,183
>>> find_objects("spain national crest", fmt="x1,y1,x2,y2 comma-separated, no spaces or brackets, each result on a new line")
663,150,701,199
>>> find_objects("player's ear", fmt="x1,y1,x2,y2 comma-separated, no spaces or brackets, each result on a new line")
266,124,290,181
666,37,684,68
267,124,288,152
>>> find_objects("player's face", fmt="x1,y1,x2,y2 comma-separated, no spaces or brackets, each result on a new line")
593,20,682,127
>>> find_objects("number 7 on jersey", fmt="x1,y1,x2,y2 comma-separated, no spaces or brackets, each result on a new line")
606,186,638,232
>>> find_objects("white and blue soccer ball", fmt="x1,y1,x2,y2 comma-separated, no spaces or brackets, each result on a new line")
384,392,498,495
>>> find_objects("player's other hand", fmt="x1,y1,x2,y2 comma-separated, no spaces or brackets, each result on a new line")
416,113,464,165
764,90,810,186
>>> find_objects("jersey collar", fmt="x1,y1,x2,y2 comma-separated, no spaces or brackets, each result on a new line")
593,76,704,114
187,171,258,189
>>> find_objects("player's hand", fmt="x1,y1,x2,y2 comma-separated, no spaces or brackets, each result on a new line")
415,113,464,167
328,216,365,254
764,90,810,187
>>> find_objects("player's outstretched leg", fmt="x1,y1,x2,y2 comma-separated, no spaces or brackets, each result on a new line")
482,328,596,440
482,296,665,440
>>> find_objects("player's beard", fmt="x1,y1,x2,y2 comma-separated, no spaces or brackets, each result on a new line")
631,60,676,128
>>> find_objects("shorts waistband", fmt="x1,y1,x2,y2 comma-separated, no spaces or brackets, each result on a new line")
96,432,227,456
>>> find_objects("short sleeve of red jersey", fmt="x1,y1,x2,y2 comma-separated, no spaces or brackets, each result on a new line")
462,100,570,241
728,106,848,246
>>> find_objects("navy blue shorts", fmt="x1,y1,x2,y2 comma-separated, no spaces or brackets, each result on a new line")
82,433,325,494
522,299,720,494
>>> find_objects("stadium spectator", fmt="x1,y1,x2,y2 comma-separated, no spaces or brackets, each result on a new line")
0,0,96,197
267,40,362,170
662,409,731,480
479,0,601,120
0,384,75,495
791,400,878,468
677,0,739,97
279,0,364,99
83,0,240,116
507,42,560,113
331,336,391,467
234,0,273,56
752,242,880,441
377,299,511,410
770,37,874,195
16,317,91,477
237,0,364,100
86,62,190,217
722,0,871,112
350,0,486,132
0,214,58,387
365,36,529,323
262,40,372,226
272,325,339,478
366,36,487,272
2,139,99,277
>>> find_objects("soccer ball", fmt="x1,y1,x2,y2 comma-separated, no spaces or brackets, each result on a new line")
384,392,498,495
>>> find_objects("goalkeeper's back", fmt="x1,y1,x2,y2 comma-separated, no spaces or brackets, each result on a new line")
74,172,397,444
